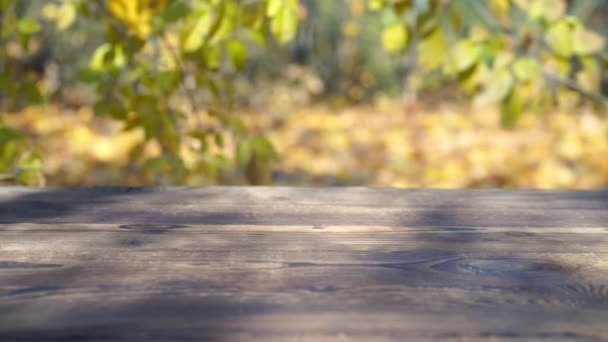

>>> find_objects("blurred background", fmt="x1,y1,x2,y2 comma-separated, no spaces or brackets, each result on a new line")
1,0,608,188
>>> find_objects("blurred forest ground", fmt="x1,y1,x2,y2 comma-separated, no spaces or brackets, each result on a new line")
8,86,608,188
2,0,608,188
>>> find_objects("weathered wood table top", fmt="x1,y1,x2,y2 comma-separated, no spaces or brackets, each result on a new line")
2,187,608,341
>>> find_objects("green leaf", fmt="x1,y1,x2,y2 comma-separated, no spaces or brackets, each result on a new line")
214,132,224,147
204,45,221,70
158,70,180,92
1,141,18,161
17,18,41,35
236,139,252,166
94,100,128,120
142,156,170,172
160,0,189,22
252,135,277,159
226,39,248,69
500,87,523,128
112,45,127,68
23,82,43,103
93,101,110,117
0,127,25,142
381,22,409,53
246,28,266,47
211,2,238,44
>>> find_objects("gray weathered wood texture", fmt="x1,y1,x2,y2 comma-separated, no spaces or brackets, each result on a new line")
1,187,608,341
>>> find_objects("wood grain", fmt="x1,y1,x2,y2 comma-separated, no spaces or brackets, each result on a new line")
1,187,608,227
1,187,608,341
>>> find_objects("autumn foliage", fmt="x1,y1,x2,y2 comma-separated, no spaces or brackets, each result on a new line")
1,0,607,187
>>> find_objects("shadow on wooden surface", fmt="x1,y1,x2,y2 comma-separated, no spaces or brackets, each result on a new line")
2,187,608,226
1,188,608,340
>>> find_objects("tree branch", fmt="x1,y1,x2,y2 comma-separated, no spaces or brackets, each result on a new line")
543,69,608,105
160,35,202,126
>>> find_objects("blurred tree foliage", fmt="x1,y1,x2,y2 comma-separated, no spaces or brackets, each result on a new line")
372,0,607,126
1,0,296,185
1,0,607,186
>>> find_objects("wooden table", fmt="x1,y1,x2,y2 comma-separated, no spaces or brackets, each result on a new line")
1,187,608,341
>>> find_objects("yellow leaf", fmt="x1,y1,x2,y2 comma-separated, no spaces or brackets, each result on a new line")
556,89,580,110
515,0,565,22
513,57,541,81
475,68,514,106
500,86,523,128
494,51,514,69
267,0,283,17
445,40,480,74
417,28,446,70
576,58,601,92
381,22,408,53
270,0,298,43
42,3,58,20
572,28,605,55
90,43,112,70
108,0,167,39
470,24,490,43
182,13,212,52
488,0,510,20
545,20,574,57
56,3,76,30
369,0,385,11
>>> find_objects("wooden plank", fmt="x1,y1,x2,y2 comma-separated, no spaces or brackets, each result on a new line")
2,224,608,254
1,188,608,340
1,187,608,227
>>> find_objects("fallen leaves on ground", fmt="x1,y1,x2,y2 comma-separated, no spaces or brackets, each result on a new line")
6,96,608,188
